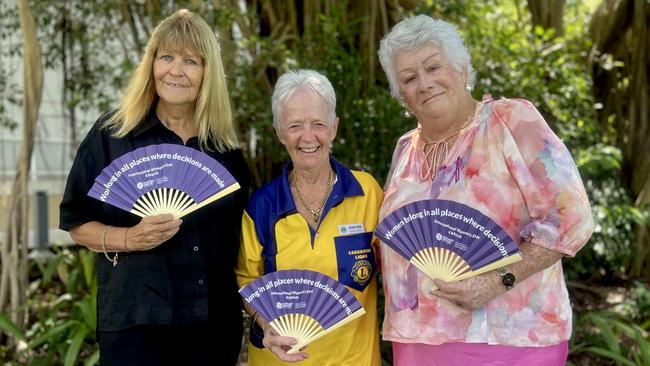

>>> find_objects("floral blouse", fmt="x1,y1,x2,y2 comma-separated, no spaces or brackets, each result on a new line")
379,96,594,347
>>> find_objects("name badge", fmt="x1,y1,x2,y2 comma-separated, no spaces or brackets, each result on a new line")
338,223,365,235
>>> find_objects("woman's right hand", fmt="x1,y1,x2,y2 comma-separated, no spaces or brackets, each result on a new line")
126,214,182,251
262,327,309,363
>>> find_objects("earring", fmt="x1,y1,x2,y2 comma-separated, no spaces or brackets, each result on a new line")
464,83,473,92
400,101,414,118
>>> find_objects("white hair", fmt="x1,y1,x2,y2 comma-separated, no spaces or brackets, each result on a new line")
271,69,337,131
378,15,475,101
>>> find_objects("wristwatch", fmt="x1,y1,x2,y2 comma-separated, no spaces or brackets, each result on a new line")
496,267,516,290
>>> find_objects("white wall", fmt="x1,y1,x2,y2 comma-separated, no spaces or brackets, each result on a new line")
1,21,98,247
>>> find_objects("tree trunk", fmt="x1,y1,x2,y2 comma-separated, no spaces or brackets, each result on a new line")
0,0,43,337
589,0,650,276
527,0,565,36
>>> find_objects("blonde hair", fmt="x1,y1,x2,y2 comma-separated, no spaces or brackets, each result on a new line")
107,9,238,151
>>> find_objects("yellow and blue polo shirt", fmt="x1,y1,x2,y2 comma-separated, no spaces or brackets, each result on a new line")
236,158,382,366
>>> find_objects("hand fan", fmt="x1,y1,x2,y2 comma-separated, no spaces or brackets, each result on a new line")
87,143,240,218
239,269,366,354
375,199,522,286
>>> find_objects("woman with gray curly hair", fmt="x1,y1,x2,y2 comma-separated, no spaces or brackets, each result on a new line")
377,15,593,365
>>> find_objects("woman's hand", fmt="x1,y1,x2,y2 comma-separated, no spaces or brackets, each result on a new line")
431,271,503,310
262,327,309,363
431,242,562,309
431,242,565,309
126,214,182,251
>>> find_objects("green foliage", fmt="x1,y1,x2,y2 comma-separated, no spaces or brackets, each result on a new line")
570,310,650,366
231,2,411,187
632,283,650,327
577,145,622,179
566,144,649,281
0,0,20,130
1,0,231,131
229,42,287,186
0,314,27,343
1,248,99,366
424,0,602,149
295,5,411,183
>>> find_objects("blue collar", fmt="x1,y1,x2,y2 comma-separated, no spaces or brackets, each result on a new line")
276,157,365,217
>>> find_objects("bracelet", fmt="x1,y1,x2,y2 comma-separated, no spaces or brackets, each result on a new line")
250,311,267,339
101,225,119,267
123,227,129,252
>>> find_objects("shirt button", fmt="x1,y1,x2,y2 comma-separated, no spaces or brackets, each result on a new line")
198,279,204,285
193,246,199,252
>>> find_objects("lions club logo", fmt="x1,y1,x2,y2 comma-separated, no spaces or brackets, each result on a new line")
351,260,372,285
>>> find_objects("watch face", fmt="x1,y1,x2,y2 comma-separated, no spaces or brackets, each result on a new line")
502,273,516,288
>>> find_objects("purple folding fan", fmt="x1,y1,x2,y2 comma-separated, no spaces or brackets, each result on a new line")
88,144,240,218
239,269,366,354
375,199,522,284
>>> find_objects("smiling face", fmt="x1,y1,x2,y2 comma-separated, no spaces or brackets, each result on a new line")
277,87,339,172
395,43,467,124
153,47,204,109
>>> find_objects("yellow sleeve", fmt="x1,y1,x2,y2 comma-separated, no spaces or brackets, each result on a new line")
235,211,264,288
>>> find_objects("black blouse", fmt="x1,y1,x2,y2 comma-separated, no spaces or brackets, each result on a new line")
59,109,250,332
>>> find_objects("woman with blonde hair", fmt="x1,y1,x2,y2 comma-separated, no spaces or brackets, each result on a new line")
59,9,249,365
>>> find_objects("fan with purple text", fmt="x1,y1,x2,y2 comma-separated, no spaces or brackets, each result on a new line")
88,144,240,218
239,269,366,354
375,199,522,287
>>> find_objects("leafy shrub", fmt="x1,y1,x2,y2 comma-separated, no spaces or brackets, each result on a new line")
629,282,650,327
570,310,650,366
0,248,99,366
566,144,648,281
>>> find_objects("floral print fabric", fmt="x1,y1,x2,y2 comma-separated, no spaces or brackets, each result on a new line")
380,96,594,346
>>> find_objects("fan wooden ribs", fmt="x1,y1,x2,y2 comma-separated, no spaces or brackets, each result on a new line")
375,199,523,288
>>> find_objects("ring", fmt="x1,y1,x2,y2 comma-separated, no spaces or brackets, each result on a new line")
160,232,165,240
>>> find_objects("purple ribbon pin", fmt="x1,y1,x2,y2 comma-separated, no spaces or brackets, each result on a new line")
447,156,463,185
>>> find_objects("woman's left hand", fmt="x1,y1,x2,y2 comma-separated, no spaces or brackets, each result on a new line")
262,327,309,363
431,271,504,310
431,242,564,309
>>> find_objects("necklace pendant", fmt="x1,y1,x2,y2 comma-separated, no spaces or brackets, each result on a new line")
293,169,333,226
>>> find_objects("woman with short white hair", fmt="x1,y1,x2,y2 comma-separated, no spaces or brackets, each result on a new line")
236,69,382,365
377,15,594,365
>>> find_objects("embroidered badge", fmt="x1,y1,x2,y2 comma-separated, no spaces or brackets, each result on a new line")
351,260,372,285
